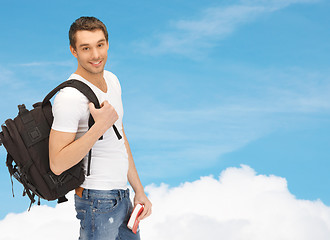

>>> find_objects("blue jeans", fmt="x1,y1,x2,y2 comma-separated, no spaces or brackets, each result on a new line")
74,188,141,240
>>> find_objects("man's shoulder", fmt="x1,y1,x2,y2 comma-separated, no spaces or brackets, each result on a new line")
54,86,89,104
104,70,119,81
104,70,121,92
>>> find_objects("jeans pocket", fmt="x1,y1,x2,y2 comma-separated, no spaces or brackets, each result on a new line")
95,198,119,213
76,209,87,230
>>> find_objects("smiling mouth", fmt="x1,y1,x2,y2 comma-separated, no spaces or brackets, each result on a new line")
90,60,102,67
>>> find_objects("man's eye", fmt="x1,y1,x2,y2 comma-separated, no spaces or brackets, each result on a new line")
83,47,89,51
98,44,104,48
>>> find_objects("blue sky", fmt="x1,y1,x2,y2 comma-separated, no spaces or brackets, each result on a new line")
0,0,329,220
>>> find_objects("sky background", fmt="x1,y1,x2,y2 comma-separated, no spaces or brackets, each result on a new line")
0,0,330,237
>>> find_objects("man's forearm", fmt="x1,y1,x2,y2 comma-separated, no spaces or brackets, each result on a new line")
127,158,144,194
122,124,152,218
49,122,106,175
122,125,144,194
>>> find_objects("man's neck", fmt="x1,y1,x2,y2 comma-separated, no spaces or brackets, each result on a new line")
74,69,107,93
75,69,104,82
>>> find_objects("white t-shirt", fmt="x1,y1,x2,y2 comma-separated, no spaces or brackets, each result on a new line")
51,70,128,190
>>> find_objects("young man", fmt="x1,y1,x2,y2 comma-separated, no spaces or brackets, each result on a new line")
49,16,151,239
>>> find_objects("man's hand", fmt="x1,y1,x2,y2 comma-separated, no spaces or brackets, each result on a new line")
134,191,152,221
89,100,118,133
49,100,118,175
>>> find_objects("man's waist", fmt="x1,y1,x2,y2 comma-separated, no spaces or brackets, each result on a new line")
75,187,129,199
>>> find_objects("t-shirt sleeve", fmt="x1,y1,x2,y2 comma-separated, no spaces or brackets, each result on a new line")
107,71,124,119
113,74,122,96
51,87,89,133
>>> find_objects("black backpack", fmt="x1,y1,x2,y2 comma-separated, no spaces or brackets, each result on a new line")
0,79,122,209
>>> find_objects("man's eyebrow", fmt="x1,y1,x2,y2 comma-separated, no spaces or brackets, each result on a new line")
78,43,90,48
78,39,106,48
97,39,106,44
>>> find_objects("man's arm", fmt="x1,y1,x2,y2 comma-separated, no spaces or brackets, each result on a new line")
123,123,152,220
49,101,118,175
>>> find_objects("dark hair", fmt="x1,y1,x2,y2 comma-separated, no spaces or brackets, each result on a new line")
69,16,108,49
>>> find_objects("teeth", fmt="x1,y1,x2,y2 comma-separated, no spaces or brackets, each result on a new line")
91,61,101,64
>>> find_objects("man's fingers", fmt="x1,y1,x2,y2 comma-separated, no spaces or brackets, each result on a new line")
91,101,112,110
145,205,152,218
88,102,95,112
139,204,152,221
142,207,152,220
139,209,147,220
100,100,109,108
138,210,146,221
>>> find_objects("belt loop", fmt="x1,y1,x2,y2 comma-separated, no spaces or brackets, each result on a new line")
119,190,123,201
85,189,88,199
125,188,129,198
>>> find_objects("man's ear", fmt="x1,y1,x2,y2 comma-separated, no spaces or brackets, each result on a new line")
70,45,78,58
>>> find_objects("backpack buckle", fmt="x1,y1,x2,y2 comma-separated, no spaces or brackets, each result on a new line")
48,173,57,185
28,127,41,142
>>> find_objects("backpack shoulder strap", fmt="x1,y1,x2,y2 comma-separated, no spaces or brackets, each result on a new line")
42,79,100,108
42,80,101,138
42,79,122,140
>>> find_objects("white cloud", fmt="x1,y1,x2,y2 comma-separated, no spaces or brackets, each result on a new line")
15,60,75,67
136,0,318,57
240,0,319,9
143,165,330,239
0,192,79,240
0,165,329,240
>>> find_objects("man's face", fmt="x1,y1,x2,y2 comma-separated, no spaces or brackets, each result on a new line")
71,29,109,76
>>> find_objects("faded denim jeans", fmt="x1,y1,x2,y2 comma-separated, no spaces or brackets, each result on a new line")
74,188,141,240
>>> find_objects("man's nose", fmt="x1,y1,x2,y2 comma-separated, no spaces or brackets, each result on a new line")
91,48,100,59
